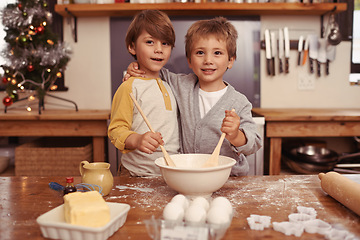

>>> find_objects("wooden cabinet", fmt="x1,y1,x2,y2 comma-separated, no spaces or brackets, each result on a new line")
54,2,347,17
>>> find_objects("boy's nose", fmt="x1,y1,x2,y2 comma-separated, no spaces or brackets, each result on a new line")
154,43,163,53
204,55,213,64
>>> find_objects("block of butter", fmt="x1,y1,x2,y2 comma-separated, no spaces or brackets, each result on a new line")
63,191,110,227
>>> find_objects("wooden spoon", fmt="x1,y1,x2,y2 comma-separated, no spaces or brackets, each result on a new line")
129,93,176,167
202,109,235,168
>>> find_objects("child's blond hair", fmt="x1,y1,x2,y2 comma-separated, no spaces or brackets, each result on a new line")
125,10,175,59
185,17,237,61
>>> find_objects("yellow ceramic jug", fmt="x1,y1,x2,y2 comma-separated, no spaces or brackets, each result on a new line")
79,161,114,196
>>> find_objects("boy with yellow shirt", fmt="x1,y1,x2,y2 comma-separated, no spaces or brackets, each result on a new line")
108,10,179,176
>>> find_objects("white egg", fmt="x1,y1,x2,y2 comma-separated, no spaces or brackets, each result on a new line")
206,205,231,226
170,194,190,210
163,202,184,222
210,196,233,216
184,204,207,225
191,197,210,211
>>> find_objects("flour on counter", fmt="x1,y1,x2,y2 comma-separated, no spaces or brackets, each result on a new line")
115,185,154,193
106,179,177,210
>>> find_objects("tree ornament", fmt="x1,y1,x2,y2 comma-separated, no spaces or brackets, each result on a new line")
18,34,27,44
23,12,28,18
18,3,22,10
27,64,34,72
3,96,13,107
36,26,45,34
43,2,48,8
2,77,8,84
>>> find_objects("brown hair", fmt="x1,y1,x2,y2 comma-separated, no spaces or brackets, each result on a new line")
185,17,238,61
125,10,175,59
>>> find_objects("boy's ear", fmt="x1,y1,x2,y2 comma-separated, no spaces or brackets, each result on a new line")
128,43,136,56
227,56,235,70
187,58,192,69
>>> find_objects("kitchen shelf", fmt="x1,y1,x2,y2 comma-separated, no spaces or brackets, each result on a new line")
54,2,347,17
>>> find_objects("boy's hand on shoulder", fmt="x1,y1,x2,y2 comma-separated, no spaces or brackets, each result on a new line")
123,62,146,82
221,110,246,147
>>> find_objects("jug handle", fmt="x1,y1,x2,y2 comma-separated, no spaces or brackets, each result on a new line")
79,161,90,176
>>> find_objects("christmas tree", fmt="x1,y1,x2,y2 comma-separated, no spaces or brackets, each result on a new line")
1,0,71,112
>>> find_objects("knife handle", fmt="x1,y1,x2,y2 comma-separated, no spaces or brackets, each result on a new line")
302,51,308,66
317,61,321,77
326,60,330,75
279,60,283,73
285,58,289,74
297,53,301,66
267,59,271,76
271,58,275,76
310,59,314,74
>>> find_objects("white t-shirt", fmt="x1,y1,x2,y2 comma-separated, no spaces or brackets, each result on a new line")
199,86,228,118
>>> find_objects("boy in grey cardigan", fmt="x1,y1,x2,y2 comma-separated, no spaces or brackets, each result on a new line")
126,17,262,176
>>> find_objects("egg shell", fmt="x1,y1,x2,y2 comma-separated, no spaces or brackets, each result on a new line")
171,194,190,210
163,202,185,222
191,197,210,211
184,204,207,225
206,205,231,225
210,197,233,216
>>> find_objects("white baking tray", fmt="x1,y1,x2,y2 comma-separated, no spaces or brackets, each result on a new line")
36,202,130,240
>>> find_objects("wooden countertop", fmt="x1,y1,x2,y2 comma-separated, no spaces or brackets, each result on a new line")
252,108,360,121
1,175,359,239
0,109,110,120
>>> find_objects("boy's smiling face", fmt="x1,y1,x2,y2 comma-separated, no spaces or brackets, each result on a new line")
128,30,172,79
187,35,235,92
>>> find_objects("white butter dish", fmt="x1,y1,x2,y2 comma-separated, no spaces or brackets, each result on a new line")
36,202,130,240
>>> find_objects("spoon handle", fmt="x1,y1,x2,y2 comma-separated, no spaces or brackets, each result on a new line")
130,93,155,133
129,93,176,167
202,109,235,168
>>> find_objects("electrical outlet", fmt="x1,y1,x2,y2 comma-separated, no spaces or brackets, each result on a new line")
298,73,315,90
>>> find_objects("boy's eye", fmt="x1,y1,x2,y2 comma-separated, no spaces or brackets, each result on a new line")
146,40,154,44
162,42,170,46
196,51,204,55
214,51,222,55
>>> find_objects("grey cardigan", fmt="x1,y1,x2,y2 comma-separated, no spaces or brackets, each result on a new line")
160,68,262,176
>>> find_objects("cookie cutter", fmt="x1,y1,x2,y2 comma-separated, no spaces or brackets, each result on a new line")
247,214,271,231
272,221,304,237
325,228,356,240
297,206,317,218
303,219,332,235
288,213,315,223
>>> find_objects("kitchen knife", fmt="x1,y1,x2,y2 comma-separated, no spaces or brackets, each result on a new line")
317,38,327,77
297,35,304,66
308,34,318,74
265,29,272,76
302,36,310,66
278,28,284,73
270,31,277,76
284,27,290,73
326,44,336,75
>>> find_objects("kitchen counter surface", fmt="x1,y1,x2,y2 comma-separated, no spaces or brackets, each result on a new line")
1,174,359,239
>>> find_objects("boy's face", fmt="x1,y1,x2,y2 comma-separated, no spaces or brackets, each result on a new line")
187,35,235,92
128,30,172,79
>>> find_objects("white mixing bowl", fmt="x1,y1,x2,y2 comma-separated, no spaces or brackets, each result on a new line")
155,154,236,198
